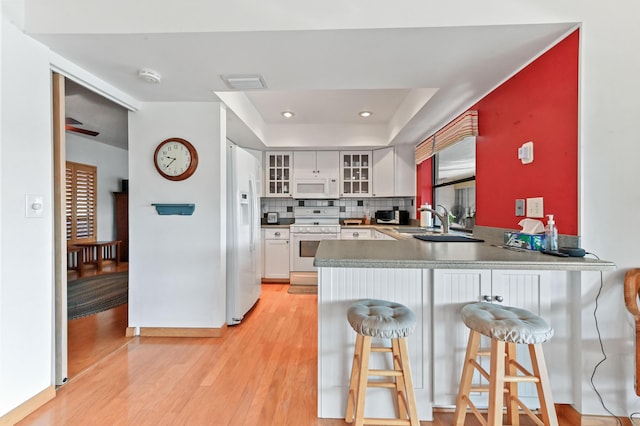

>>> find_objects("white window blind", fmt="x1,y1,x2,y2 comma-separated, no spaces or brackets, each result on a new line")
66,161,97,243
415,110,479,164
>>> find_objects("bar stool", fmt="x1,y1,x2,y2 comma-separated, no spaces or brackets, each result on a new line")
453,302,558,426
345,299,419,426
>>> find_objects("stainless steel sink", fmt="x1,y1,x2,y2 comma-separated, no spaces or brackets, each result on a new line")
393,227,439,235
413,234,484,243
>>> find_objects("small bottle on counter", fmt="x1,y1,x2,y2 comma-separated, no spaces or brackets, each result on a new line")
545,214,558,251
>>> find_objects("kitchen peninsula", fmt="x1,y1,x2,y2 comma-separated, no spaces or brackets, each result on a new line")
314,237,615,421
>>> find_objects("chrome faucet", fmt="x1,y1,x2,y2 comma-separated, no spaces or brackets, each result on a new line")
419,204,450,234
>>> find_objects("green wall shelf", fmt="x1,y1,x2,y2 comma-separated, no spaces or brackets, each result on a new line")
151,203,195,215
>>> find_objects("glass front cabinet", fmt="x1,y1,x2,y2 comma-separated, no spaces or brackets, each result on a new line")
340,151,372,197
265,152,292,197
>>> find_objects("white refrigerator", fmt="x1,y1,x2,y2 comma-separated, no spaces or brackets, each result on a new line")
226,142,262,325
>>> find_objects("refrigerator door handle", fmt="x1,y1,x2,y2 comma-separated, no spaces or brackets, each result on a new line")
249,177,257,252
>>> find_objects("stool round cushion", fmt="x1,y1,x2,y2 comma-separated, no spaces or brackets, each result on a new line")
461,302,554,344
347,299,416,339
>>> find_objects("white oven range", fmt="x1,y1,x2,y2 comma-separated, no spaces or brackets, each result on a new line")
289,206,340,286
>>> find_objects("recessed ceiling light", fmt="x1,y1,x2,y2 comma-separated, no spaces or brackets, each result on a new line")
281,111,295,118
359,111,373,118
138,68,162,84
221,75,267,90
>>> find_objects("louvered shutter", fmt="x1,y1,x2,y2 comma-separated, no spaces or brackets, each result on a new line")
66,162,97,243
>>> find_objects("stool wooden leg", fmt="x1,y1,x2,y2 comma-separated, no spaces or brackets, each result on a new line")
454,330,482,425
505,342,519,425
397,337,419,426
391,339,408,420
346,334,364,423
488,339,506,426
529,343,559,426
354,335,372,426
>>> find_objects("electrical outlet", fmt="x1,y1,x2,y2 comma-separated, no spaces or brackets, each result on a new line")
526,197,544,218
515,199,525,216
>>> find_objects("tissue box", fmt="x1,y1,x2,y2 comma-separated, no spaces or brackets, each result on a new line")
504,232,546,251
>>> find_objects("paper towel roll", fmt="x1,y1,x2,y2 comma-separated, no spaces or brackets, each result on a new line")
420,204,432,227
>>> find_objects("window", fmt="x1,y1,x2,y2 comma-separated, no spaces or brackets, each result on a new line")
66,161,97,243
433,137,476,231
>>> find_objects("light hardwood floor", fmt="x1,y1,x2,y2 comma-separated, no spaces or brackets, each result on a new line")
20,284,606,425
67,261,131,379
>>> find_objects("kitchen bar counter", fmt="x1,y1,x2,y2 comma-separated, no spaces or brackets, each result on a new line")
315,238,615,271
315,237,615,421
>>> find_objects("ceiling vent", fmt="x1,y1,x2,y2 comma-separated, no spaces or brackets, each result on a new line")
138,69,162,84
221,75,267,90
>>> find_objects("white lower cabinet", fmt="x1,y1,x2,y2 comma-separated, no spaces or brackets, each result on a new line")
318,267,432,420
340,228,373,240
263,228,290,279
431,269,551,407
374,230,397,240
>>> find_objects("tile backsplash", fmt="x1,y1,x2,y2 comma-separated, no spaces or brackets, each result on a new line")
260,197,415,221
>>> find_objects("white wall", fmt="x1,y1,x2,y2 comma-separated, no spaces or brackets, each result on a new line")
575,2,640,416
66,135,128,241
128,103,227,328
0,17,54,417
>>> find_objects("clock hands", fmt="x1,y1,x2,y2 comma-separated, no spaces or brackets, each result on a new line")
163,155,176,169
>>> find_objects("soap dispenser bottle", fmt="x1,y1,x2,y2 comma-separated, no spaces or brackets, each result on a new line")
545,214,558,251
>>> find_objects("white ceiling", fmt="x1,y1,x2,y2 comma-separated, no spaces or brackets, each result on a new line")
65,80,129,149
43,24,578,151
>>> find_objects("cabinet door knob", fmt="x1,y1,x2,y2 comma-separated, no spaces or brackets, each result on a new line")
494,295,504,303
483,295,492,302
354,232,359,237
275,232,280,236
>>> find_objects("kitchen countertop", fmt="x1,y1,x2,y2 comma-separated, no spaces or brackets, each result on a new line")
260,223,421,233
314,238,615,271
260,223,291,228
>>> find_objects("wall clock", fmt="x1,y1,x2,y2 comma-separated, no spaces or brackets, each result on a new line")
153,137,198,181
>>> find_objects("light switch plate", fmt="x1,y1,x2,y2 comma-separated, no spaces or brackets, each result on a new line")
526,197,544,218
25,194,44,218
515,199,525,216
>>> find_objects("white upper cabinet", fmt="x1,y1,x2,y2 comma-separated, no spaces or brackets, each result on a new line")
264,151,293,197
340,151,372,197
394,144,416,197
371,145,416,197
372,147,394,197
293,151,339,179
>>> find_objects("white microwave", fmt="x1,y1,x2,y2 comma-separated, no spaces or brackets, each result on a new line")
292,177,339,199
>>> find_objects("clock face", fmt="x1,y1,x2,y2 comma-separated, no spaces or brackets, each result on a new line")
154,138,198,181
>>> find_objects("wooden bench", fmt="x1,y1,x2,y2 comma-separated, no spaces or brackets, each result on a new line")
72,240,121,273
67,246,85,277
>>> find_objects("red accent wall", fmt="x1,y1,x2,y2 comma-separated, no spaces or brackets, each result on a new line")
416,157,433,213
415,30,579,235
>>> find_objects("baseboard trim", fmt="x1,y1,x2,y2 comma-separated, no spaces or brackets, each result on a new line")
138,325,227,338
433,404,632,425
0,385,56,426
262,278,290,284
556,404,582,424
125,326,136,337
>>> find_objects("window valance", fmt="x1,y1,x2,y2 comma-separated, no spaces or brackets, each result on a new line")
415,110,478,165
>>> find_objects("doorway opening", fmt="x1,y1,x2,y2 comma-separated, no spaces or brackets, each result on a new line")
53,73,131,383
